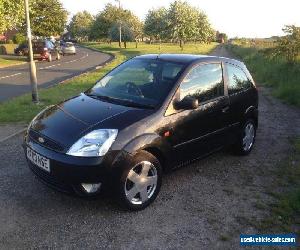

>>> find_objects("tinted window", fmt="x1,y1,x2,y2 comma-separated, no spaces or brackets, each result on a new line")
88,59,185,107
226,64,251,94
180,63,224,103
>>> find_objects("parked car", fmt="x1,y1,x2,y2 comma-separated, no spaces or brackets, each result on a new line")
32,39,60,62
23,54,258,210
62,42,76,55
14,43,28,56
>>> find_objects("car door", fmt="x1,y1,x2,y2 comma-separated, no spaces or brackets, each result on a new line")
224,63,254,139
164,62,230,164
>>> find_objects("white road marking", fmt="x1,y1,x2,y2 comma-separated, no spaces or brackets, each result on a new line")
0,50,90,81
39,53,88,69
0,72,22,80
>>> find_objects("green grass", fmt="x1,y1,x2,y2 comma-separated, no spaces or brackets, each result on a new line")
227,43,300,107
0,56,27,68
259,138,300,231
0,42,218,124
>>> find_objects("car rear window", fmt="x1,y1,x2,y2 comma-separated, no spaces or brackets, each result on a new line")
226,63,251,94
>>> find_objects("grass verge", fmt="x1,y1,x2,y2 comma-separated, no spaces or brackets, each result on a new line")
226,44,300,107
0,56,27,68
258,138,300,232
0,42,218,124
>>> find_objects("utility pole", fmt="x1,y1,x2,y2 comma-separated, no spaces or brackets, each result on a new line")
116,0,122,48
24,0,39,103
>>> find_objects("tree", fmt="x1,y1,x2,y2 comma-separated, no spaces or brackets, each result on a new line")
196,11,215,43
144,7,168,42
68,11,94,41
275,25,300,63
0,0,24,33
166,1,198,47
89,3,143,45
165,1,214,47
89,4,120,41
127,13,143,47
27,0,68,36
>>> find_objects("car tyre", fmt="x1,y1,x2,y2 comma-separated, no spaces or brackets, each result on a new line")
117,150,162,211
233,119,256,155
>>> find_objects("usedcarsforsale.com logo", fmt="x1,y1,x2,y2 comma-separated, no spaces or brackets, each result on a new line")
240,234,297,246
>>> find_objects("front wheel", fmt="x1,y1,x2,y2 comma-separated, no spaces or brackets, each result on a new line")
118,151,162,210
233,119,256,155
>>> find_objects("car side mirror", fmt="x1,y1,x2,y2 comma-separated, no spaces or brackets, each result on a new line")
174,96,199,110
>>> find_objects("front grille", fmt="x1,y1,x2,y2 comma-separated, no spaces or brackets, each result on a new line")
28,161,73,193
29,129,65,152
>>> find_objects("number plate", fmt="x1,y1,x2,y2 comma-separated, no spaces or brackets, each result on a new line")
27,147,50,172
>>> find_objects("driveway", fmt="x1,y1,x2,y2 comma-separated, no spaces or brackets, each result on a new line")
0,46,299,249
0,46,112,102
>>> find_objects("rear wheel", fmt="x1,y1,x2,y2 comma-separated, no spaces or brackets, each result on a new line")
233,119,256,155
118,151,162,210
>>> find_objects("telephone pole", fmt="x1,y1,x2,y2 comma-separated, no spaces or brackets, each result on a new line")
116,0,122,48
24,0,39,103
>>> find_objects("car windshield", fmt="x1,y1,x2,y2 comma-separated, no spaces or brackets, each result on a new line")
86,58,185,108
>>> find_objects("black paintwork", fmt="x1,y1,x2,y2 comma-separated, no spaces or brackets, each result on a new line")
23,54,258,192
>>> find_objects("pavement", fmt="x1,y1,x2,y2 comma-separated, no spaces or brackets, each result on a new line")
0,46,112,102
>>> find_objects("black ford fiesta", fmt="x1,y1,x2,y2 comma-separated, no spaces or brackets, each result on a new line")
24,54,258,210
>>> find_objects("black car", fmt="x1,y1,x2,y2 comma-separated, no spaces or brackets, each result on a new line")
24,54,258,210
14,43,28,56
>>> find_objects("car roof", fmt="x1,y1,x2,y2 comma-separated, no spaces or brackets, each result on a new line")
134,54,245,68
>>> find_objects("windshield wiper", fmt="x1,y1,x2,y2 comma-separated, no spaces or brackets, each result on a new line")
85,93,155,109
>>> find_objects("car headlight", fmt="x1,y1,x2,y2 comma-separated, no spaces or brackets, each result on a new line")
66,129,118,157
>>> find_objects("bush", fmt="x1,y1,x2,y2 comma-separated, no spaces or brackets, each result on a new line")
13,33,26,45
227,43,300,107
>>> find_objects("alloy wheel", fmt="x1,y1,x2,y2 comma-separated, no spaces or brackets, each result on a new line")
243,122,255,151
124,161,158,205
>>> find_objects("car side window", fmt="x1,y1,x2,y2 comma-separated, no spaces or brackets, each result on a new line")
180,63,224,103
226,64,251,94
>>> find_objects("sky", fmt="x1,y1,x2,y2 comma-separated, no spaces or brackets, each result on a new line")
61,0,300,38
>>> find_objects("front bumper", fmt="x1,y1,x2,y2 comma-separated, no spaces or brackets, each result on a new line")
23,137,130,194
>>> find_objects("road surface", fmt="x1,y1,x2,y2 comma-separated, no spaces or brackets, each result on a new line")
0,46,112,102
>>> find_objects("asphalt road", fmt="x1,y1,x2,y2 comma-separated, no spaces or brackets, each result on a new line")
0,46,112,102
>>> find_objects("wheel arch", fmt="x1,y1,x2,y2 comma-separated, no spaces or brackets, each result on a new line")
122,133,172,172
244,105,258,127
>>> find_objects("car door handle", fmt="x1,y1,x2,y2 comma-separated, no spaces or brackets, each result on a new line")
222,106,230,113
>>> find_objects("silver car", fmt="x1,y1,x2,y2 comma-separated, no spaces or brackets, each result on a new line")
62,42,76,55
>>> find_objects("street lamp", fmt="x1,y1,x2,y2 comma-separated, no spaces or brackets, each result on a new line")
115,0,122,48
24,0,38,103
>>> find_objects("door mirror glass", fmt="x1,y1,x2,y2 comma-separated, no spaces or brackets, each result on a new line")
174,96,199,110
